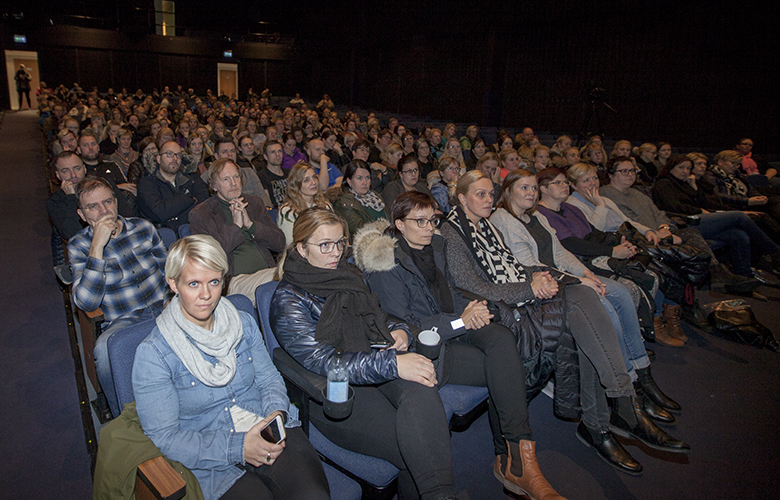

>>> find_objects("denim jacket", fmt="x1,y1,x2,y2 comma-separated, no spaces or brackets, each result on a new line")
132,311,298,500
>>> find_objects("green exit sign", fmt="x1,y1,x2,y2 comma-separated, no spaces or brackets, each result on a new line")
14,35,27,43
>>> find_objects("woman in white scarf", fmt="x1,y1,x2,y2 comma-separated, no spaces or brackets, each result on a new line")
132,235,329,500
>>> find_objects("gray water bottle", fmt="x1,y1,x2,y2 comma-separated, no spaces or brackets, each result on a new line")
327,349,349,403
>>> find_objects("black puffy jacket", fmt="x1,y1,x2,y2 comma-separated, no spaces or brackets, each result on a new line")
269,279,411,385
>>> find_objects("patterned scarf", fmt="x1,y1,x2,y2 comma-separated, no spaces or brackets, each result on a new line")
350,187,385,212
446,207,527,285
711,165,749,197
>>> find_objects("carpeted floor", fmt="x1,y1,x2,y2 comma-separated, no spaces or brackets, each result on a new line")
3,110,779,499
0,110,93,497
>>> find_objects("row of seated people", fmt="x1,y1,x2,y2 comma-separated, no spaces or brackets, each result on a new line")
67,166,690,499
42,88,778,499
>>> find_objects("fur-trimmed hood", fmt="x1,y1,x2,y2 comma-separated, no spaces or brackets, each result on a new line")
353,219,398,273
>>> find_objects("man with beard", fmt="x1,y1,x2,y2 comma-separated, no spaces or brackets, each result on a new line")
137,140,209,231
47,151,89,240
76,131,136,217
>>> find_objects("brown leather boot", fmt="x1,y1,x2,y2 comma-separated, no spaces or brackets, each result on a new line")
493,440,567,499
654,315,684,347
664,304,688,342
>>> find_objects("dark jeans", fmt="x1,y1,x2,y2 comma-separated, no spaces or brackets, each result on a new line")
310,377,454,500
222,427,330,500
17,90,31,109
565,285,634,432
696,211,780,275
447,322,532,456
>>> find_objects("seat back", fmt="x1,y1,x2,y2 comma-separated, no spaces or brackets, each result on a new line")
108,295,255,410
178,223,191,238
157,227,177,249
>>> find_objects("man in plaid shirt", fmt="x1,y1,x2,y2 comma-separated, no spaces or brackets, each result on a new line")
69,176,168,417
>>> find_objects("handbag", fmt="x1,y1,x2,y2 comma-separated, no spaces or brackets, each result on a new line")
702,300,779,352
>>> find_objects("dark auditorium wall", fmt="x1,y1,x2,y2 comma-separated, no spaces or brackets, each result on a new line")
27,26,294,99
291,1,780,151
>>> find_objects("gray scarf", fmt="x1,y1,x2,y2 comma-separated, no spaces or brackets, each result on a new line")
156,295,243,387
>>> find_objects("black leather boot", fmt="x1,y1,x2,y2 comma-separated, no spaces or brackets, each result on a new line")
636,366,681,413
634,380,675,424
609,396,690,453
576,422,643,475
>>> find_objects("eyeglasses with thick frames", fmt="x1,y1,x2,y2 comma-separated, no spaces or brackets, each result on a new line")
401,168,419,175
306,238,348,254
404,217,441,228
615,168,638,175
160,151,183,159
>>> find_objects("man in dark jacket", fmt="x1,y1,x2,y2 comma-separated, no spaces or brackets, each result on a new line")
137,140,209,231
189,158,285,304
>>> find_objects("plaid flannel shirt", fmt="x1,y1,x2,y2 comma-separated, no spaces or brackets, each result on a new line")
69,216,168,326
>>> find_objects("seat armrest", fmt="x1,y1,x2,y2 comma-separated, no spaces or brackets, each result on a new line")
272,348,326,403
135,456,186,500
84,308,105,324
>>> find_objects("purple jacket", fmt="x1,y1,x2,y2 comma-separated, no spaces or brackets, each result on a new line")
281,149,307,170
536,202,592,240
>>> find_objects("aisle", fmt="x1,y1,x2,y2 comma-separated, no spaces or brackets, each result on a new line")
0,110,93,497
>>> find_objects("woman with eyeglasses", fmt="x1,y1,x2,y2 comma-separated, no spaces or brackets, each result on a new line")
381,154,437,210
352,192,567,498
333,160,388,238
441,171,689,475
271,208,464,500
600,156,758,293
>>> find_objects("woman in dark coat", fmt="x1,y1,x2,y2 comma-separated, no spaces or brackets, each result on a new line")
353,192,566,498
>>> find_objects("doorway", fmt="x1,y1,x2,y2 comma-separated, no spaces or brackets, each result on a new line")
5,50,39,111
217,63,238,101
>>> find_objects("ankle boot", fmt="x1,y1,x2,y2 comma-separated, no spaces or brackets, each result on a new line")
575,422,643,475
637,366,681,412
634,380,675,424
664,304,688,342
493,440,567,499
609,396,690,453
653,315,684,348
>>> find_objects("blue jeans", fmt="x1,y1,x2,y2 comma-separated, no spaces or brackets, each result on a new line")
94,305,163,417
696,211,780,275
599,278,650,375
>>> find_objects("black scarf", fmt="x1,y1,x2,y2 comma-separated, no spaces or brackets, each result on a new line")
397,237,454,314
282,248,394,352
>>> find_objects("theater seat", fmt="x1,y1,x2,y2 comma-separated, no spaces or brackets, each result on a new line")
256,281,489,499
106,294,361,500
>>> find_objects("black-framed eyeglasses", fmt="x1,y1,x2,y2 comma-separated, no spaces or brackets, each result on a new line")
306,238,348,254
615,168,638,175
404,217,441,228
401,168,419,175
